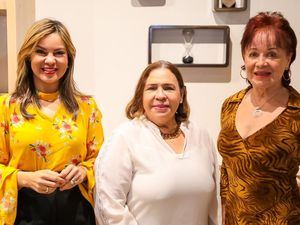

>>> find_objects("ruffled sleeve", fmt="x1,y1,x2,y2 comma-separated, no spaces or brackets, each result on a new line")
78,97,104,206
0,94,19,225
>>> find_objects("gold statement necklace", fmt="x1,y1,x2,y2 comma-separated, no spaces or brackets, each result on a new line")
160,124,182,140
38,91,60,102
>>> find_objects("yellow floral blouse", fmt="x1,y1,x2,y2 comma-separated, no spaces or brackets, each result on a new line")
0,94,104,225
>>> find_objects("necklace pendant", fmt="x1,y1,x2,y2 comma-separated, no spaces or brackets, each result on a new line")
253,108,262,118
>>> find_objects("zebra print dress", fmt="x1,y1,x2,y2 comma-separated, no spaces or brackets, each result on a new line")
218,86,300,225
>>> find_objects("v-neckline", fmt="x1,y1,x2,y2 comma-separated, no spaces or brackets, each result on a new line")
35,103,63,121
144,118,188,157
161,128,188,157
234,92,289,141
234,109,287,141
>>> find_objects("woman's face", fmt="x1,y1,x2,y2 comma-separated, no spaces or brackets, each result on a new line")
31,32,68,93
142,68,183,127
243,31,291,90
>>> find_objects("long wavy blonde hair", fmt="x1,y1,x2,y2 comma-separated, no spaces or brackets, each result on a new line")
12,18,83,119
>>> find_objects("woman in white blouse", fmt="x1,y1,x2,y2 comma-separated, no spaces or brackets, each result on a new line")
94,60,218,225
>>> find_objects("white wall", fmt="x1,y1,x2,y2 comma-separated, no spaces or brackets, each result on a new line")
0,14,8,92
35,0,300,144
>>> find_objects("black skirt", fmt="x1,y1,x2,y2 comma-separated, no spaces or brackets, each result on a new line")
15,186,95,225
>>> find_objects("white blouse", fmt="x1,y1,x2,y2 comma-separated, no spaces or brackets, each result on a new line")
94,117,218,225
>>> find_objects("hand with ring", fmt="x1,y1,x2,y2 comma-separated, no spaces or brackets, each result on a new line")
59,164,87,191
70,178,77,185
17,170,65,194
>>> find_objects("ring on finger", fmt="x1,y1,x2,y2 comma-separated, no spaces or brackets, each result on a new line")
45,187,49,193
71,179,77,185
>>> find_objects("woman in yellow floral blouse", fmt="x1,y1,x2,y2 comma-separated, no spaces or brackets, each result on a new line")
0,18,104,225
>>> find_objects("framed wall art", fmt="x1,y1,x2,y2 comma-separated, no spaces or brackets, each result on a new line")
213,0,247,12
148,25,230,67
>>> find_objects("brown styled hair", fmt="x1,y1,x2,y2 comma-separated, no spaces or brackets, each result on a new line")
241,11,297,87
126,60,190,124
12,18,83,119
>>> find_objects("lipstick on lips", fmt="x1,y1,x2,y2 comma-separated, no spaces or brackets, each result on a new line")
152,104,169,112
254,70,271,77
42,67,57,75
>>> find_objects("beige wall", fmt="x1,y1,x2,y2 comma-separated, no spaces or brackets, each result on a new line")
0,0,35,93
0,14,8,92
35,0,300,142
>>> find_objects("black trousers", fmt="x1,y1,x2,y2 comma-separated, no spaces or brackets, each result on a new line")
15,186,95,225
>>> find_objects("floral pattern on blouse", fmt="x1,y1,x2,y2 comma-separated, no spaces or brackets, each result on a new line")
80,96,93,105
89,109,101,124
0,121,8,135
28,141,52,162
0,94,104,224
69,154,82,165
0,191,16,213
10,112,24,128
53,116,78,139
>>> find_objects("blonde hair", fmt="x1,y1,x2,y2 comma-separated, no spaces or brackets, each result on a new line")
126,60,190,123
13,18,83,119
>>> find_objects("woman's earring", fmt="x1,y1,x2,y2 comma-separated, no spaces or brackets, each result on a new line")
240,65,247,79
283,68,291,81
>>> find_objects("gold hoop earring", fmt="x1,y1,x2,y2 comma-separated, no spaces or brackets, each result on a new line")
240,65,247,79
283,69,291,81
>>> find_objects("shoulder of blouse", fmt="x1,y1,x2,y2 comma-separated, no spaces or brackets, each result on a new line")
106,119,138,139
117,119,144,136
287,86,300,109
222,87,251,106
0,94,13,108
109,118,164,145
75,95,102,115
98,120,139,157
182,120,213,145
76,95,97,106
0,93,10,101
